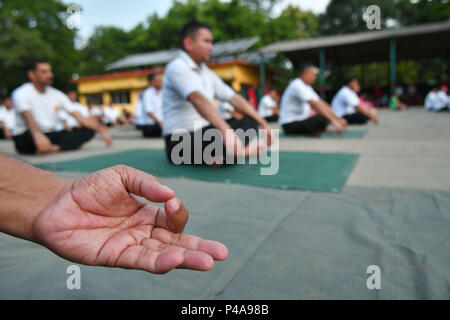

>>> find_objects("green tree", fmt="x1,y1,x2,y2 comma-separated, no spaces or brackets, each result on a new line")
79,26,133,75
0,0,79,94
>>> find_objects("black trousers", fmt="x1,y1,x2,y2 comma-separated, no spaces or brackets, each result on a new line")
0,128,6,139
343,112,370,125
264,114,279,123
13,127,95,154
164,117,258,165
140,124,162,138
282,114,329,136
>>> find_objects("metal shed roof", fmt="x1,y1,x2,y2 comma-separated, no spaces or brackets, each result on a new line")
105,36,260,71
259,21,450,66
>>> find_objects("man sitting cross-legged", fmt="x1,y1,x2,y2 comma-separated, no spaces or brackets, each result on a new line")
279,62,348,136
163,21,273,165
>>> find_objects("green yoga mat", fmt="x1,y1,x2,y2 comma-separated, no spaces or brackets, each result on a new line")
279,129,368,139
40,149,359,192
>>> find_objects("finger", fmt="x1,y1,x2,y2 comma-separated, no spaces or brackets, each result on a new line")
114,165,175,202
141,238,215,271
151,227,229,261
164,198,188,233
115,245,184,274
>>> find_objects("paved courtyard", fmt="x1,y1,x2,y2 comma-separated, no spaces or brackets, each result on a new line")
1,107,449,299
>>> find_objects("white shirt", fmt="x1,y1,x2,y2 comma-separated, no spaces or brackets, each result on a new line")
162,51,235,135
89,106,103,117
217,101,234,120
133,100,147,126
55,102,90,130
11,82,76,135
0,106,15,130
142,86,163,125
279,78,319,125
258,95,277,118
424,91,440,110
331,86,360,117
437,91,449,109
102,106,120,124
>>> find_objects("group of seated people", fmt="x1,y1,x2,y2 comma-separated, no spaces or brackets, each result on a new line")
424,84,449,112
1,21,387,164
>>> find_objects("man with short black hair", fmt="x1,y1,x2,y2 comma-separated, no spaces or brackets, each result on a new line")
11,58,112,154
331,77,379,125
279,62,347,136
163,21,272,165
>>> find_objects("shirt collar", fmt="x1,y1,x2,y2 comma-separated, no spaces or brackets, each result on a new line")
179,51,204,71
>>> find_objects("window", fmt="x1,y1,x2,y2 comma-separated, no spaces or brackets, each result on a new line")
85,93,103,105
110,91,130,104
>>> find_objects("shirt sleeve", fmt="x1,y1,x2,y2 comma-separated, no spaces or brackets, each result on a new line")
212,72,235,101
166,61,204,100
12,89,31,113
52,88,77,113
143,90,155,114
345,89,360,107
295,82,320,102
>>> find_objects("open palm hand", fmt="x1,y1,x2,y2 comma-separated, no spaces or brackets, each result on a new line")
32,165,228,274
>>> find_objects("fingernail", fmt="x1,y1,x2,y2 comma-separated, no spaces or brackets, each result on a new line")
169,198,180,211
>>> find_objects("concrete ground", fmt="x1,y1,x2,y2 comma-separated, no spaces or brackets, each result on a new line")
0,107,449,299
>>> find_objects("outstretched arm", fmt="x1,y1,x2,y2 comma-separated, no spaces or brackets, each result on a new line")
0,153,228,274
356,104,379,124
71,111,113,146
309,99,348,132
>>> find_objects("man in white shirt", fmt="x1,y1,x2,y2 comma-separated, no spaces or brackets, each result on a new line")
0,96,15,139
258,88,279,122
424,87,441,111
55,90,92,132
139,73,164,137
279,62,347,136
11,58,112,155
331,77,378,125
163,21,272,165
102,102,129,127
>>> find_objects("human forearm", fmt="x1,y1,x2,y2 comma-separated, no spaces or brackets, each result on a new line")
72,112,104,132
309,99,340,122
147,112,162,127
0,153,69,242
229,94,269,128
188,92,231,134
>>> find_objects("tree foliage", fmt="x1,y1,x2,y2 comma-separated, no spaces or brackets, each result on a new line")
0,0,79,94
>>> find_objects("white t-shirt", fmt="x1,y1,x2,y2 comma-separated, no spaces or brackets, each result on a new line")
133,100,147,126
258,95,277,118
424,91,440,110
55,102,90,130
331,86,360,117
437,91,449,109
162,51,235,135
217,101,235,120
0,106,15,130
142,86,163,125
279,78,320,125
90,106,103,117
11,82,76,135
102,106,120,124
